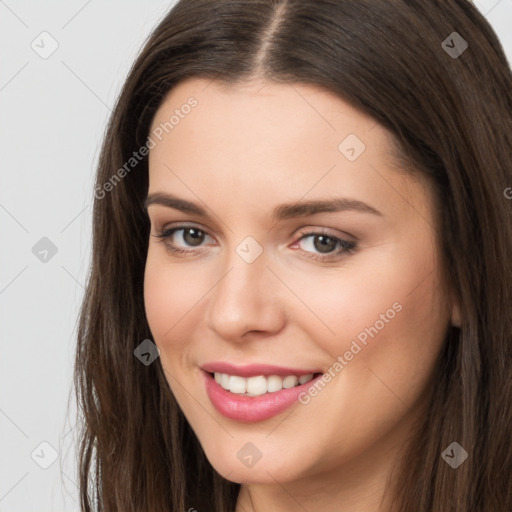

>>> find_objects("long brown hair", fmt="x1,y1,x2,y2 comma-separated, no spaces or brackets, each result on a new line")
74,1,512,510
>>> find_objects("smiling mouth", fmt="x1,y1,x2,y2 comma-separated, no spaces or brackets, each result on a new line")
209,371,322,396
202,369,324,422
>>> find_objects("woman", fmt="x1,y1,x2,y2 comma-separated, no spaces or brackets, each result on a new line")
75,1,512,510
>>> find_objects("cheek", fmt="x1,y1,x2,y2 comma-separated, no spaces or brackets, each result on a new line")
285,260,409,356
298,242,449,389
143,252,200,354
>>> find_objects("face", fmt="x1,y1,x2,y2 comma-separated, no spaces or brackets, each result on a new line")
143,77,460,487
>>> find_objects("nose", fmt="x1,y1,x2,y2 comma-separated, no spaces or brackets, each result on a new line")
205,246,286,342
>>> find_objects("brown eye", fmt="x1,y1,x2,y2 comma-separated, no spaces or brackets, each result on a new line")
153,225,214,255
293,231,357,262
311,235,338,253
181,227,206,246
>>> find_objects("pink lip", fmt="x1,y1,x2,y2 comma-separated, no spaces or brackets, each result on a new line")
201,361,321,378
202,369,323,423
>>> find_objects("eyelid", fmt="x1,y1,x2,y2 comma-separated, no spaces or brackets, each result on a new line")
154,221,214,238
294,225,357,242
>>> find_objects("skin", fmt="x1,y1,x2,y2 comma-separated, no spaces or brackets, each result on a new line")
144,77,461,512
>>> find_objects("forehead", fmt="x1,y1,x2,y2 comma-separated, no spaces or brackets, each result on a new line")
150,78,393,175
147,77,431,226
150,77,386,149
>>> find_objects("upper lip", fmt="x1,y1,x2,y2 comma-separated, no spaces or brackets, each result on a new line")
201,362,322,378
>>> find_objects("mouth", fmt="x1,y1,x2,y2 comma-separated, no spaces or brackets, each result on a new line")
201,363,324,422
210,371,320,396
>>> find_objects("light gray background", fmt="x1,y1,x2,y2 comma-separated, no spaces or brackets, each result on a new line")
1,1,511,510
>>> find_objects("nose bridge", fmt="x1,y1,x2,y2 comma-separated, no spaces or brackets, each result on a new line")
206,239,285,340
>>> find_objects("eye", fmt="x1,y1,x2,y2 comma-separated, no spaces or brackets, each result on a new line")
291,230,357,262
152,225,214,255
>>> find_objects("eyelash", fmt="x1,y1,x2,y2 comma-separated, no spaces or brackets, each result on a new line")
152,224,357,262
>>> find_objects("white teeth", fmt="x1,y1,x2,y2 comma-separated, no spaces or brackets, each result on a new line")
282,375,299,388
220,373,230,390
213,372,316,395
247,376,267,395
229,375,247,394
267,375,283,393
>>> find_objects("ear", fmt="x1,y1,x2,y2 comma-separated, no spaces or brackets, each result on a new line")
450,295,461,328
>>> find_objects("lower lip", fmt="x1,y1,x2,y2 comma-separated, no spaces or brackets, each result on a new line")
202,371,322,423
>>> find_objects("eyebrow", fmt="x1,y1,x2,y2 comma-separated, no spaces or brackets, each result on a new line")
144,192,383,221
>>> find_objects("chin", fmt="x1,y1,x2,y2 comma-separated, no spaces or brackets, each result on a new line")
199,439,312,485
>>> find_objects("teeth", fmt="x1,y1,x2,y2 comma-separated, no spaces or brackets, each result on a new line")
220,373,230,390
299,373,314,384
229,375,246,394
267,375,283,393
213,372,315,396
282,375,298,388
247,376,267,395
